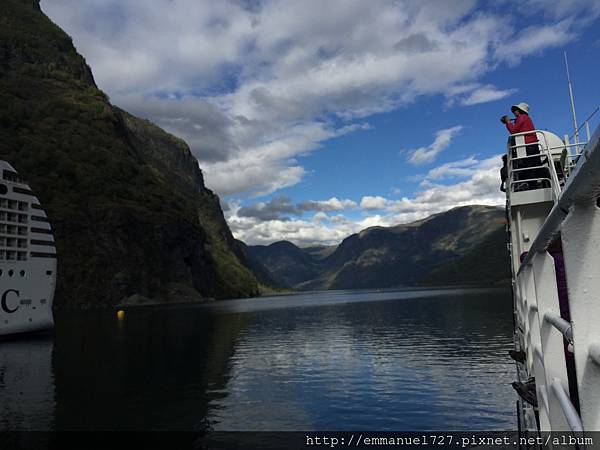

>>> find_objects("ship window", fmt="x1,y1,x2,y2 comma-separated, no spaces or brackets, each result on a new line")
46,270,53,276
7,238,16,248
20,270,25,277
17,226,27,236
0,237,4,247
0,184,6,195
2,170,23,183
40,298,47,304
31,227,52,234
18,214,28,223
597,197,600,209
8,200,17,210
13,186,34,196
7,225,17,235
0,251,4,261
17,252,27,261
0,269,2,276
0,211,5,221
18,202,28,211
8,269,14,276
6,251,16,261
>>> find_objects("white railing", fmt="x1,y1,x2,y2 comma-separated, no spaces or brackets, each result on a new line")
510,122,600,432
506,130,570,202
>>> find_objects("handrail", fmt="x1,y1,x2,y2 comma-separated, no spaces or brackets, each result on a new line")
551,379,583,432
506,130,562,199
517,122,600,274
544,312,573,343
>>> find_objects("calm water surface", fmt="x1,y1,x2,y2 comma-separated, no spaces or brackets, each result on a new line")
0,288,516,431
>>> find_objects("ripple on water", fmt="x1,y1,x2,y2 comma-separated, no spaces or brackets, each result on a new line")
205,288,515,431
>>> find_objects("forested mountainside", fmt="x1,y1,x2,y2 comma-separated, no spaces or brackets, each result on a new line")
248,205,510,290
0,0,260,306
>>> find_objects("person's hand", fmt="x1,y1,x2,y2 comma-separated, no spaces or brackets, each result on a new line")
500,115,509,124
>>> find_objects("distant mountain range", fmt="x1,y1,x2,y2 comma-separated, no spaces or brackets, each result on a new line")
247,205,511,290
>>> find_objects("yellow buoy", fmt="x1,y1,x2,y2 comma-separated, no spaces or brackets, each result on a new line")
117,310,125,320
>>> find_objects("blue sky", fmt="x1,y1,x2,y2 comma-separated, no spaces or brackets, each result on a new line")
42,0,600,245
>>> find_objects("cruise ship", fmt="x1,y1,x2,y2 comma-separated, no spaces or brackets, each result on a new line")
0,161,56,336
505,114,600,433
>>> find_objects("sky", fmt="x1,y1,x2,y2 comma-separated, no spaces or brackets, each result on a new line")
41,0,600,246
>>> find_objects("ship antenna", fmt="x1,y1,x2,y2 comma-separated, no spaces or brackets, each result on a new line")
564,51,580,147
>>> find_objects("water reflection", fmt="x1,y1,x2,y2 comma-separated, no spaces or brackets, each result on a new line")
0,335,55,430
0,288,515,431
204,288,515,430
51,309,245,430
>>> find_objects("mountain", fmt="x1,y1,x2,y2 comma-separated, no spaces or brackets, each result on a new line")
418,224,510,286
245,241,321,287
0,0,259,306
248,205,510,289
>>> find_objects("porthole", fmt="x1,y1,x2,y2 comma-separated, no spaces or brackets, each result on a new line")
20,270,25,277
46,270,53,276
8,269,14,277
0,269,3,276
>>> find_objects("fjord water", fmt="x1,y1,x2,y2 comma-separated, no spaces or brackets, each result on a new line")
0,288,515,431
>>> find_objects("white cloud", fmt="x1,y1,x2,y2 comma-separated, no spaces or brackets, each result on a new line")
360,196,389,210
226,154,505,245
40,0,597,199
458,85,518,106
406,126,463,165
236,195,357,221
494,21,576,65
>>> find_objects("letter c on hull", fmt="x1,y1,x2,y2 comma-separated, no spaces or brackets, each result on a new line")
1,289,19,313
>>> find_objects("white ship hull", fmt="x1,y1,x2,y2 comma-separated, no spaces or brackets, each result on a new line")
0,161,56,336
505,123,600,433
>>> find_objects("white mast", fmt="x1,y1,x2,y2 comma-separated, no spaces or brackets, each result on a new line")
564,51,580,147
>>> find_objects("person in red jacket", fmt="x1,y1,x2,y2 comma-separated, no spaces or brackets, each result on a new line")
501,102,548,190
502,102,537,144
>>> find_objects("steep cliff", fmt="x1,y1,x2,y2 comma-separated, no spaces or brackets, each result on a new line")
0,0,259,306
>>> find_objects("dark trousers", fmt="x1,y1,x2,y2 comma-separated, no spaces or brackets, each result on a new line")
515,144,549,186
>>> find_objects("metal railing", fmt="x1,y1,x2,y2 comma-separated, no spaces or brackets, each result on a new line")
506,131,564,201
509,121,600,432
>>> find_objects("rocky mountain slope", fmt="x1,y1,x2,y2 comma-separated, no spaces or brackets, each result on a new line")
0,0,259,306
248,205,510,289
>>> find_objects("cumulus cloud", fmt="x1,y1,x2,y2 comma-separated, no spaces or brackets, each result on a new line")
360,196,389,210
236,194,357,221
39,0,565,197
406,126,463,165
226,154,505,245
39,0,595,224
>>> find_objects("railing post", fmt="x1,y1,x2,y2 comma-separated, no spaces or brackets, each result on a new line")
561,202,600,430
522,264,552,430
585,121,591,142
531,252,572,430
